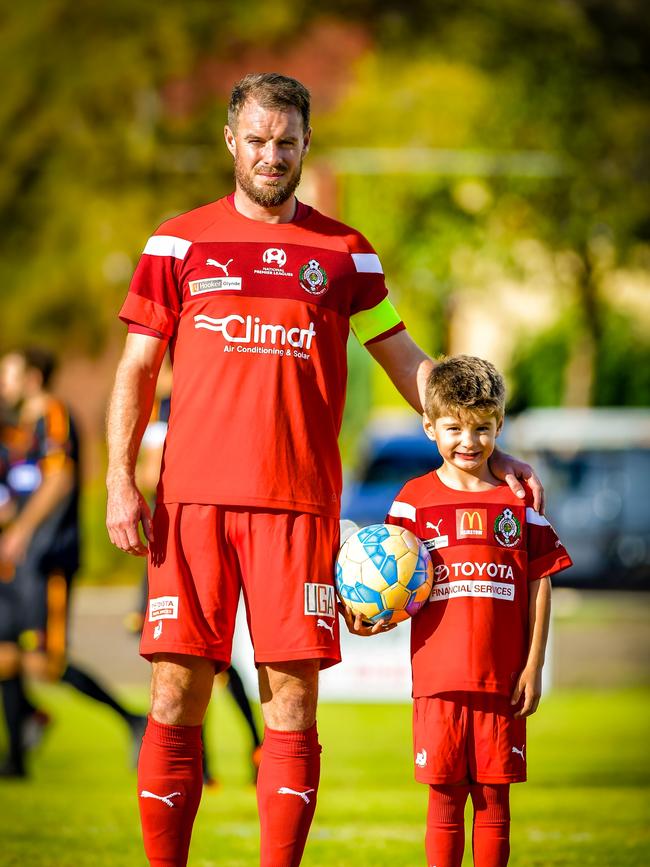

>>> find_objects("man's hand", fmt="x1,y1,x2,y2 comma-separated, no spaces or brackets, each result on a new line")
0,522,32,565
511,665,543,718
106,476,152,557
490,449,545,514
339,603,396,637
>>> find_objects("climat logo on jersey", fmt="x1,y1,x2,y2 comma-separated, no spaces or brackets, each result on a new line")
194,312,316,359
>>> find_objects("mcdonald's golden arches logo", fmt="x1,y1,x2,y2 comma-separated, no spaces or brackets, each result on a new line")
456,509,487,540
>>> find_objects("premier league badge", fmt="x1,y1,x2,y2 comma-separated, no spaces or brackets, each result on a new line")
494,508,521,548
299,259,328,295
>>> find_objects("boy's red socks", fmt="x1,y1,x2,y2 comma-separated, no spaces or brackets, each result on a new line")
471,783,511,867
137,716,203,867
426,784,469,867
256,723,322,867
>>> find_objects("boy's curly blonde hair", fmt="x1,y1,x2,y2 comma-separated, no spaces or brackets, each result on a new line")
424,355,505,422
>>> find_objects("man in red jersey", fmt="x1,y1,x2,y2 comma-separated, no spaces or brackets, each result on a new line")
106,73,544,867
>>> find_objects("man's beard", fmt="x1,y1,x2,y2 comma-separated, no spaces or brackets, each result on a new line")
235,157,303,208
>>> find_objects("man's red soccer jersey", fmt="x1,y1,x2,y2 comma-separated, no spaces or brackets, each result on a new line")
120,195,404,517
386,471,572,698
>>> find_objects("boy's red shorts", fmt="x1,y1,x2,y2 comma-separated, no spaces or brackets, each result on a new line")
412,691,527,784
141,503,341,671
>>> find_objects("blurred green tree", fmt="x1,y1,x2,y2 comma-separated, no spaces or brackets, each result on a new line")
323,1,650,407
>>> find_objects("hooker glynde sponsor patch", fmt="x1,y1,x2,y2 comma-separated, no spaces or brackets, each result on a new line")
189,277,242,295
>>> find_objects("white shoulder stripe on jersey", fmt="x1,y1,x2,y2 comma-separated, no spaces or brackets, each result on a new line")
526,507,550,526
387,500,416,522
351,252,383,274
143,235,192,259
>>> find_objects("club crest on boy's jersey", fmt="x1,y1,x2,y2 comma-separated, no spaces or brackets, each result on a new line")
493,508,522,548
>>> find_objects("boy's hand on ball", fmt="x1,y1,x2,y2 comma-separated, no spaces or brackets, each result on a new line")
339,602,396,636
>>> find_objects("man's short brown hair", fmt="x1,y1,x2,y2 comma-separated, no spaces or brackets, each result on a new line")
228,73,311,132
424,355,506,422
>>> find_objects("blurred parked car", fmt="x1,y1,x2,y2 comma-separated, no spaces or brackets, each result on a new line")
505,408,650,589
342,408,650,588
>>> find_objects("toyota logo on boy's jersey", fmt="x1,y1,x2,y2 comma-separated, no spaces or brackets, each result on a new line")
262,248,287,268
433,565,450,583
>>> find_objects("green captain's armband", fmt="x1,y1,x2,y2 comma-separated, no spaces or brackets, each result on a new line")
350,298,402,345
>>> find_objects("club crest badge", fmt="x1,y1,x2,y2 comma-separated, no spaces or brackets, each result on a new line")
299,259,328,295
493,508,521,548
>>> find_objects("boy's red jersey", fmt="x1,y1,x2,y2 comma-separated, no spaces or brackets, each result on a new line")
386,471,572,698
120,196,403,517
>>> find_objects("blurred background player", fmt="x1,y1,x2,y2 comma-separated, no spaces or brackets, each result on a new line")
124,356,262,786
0,347,146,778
381,355,573,867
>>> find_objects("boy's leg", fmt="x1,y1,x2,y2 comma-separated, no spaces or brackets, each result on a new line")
426,783,469,867
413,695,470,866
256,660,321,867
470,783,510,867
468,692,525,866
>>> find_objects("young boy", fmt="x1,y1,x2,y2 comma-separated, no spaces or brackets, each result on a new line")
385,355,572,867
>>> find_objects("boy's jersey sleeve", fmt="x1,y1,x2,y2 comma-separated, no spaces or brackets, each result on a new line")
119,233,188,337
385,488,417,529
346,233,405,345
526,506,573,581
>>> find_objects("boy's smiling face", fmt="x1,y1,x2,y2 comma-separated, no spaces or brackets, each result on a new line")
424,409,502,475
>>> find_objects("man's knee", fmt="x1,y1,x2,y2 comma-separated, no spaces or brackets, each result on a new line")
258,659,320,730
150,653,216,726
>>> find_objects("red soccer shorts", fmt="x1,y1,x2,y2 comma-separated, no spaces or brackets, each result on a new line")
141,504,341,671
412,691,527,784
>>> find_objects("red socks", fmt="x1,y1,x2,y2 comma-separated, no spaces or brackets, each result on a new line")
256,723,322,867
471,783,511,867
426,784,469,867
426,784,510,867
137,716,203,867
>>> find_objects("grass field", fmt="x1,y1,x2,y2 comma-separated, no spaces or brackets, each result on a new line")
0,686,648,866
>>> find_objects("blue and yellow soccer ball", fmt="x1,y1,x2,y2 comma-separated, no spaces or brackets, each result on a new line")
336,524,433,625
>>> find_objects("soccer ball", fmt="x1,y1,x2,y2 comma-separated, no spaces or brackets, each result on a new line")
336,524,433,625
